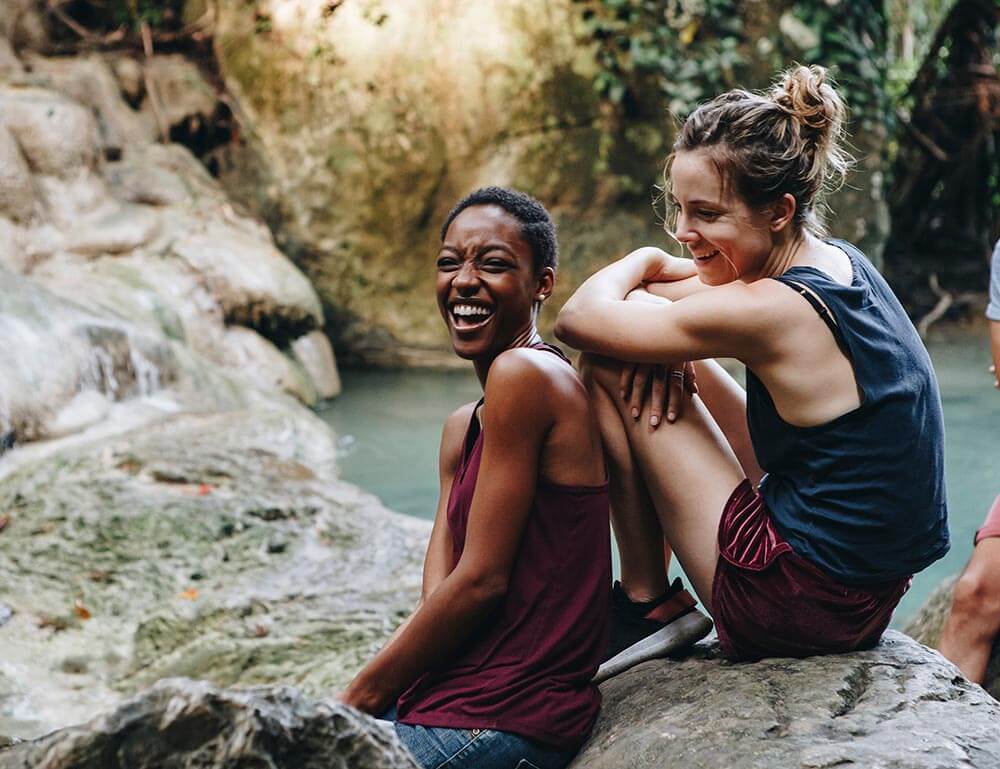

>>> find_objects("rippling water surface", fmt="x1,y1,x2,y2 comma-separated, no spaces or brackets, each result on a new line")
320,332,999,627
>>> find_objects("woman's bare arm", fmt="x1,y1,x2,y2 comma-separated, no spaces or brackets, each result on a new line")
555,248,777,365
339,351,556,714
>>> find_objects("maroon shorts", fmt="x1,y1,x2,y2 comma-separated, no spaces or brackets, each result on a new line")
974,494,1000,545
711,480,911,661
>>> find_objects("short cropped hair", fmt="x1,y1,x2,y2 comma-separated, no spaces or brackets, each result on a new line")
440,187,558,273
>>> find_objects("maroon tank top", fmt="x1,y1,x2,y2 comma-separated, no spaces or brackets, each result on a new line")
395,344,611,750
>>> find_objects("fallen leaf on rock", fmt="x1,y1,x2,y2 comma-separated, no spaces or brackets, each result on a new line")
73,600,92,620
197,484,213,496
179,588,199,600
0,514,9,533
253,624,269,638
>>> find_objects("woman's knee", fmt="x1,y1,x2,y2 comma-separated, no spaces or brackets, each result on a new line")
951,566,1000,630
578,353,620,394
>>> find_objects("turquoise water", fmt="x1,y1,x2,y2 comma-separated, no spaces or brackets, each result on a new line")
320,333,999,627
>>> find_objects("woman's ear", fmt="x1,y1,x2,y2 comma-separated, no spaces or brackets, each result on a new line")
768,193,797,232
535,266,556,303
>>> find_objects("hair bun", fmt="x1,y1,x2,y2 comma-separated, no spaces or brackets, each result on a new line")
770,64,844,135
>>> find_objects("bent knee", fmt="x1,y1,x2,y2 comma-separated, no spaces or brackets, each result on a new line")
952,570,1000,625
578,353,621,391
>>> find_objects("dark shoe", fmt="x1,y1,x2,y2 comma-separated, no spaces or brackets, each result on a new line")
594,578,712,684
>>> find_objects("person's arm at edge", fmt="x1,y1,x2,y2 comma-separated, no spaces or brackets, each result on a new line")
339,352,552,714
990,320,1000,388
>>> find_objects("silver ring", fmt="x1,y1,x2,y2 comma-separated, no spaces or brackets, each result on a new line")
670,370,685,380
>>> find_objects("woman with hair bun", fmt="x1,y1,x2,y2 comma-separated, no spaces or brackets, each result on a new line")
556,65,949,672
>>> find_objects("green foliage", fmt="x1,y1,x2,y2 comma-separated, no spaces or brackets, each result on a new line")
109,0,185,31
789,1,890,135
578,0,748,118
575,0,890,133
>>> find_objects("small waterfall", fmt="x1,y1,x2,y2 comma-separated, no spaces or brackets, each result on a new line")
129,346,163,397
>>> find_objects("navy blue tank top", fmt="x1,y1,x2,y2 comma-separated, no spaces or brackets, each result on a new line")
746,240,949,585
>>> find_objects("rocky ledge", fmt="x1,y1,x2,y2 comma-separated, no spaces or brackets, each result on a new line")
574,630,1000,769
3,632,998,769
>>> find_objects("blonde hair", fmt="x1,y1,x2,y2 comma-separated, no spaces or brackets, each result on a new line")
670,64,852,235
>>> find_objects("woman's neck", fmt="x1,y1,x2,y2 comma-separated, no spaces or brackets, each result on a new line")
755,230,809,280
473,324,544,386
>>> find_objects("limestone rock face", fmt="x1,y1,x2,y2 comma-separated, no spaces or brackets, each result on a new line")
904,576,1000,701
0,31,340,436
0,678,418,769
572,631,1000,769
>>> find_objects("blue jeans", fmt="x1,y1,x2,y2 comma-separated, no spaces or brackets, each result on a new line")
380,708,576,769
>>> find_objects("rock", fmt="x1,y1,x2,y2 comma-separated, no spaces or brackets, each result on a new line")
43,390,111,439
0,678,418,768
292,329,342,400
170,218,323,342
0,405,428,738
0,87,100,177
105,153,191,206
222,325,318,405
572,631,1000,769
141,54,221,131
904,576,1000,701
0,36,22,79
109,56,144,107
0,127,35,222
65,203,160,256
23,53,157,159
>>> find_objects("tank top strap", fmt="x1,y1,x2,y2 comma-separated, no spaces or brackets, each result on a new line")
458,397,485,474
529,340,573,365
773,275,849,355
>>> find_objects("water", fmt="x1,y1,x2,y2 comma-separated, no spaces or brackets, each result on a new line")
320,333,999,626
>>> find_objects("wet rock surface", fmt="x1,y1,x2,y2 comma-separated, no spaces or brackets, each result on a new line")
573,631,1000,769
0,678,418,769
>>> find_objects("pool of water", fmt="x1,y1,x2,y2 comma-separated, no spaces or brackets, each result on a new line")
320,333,999,627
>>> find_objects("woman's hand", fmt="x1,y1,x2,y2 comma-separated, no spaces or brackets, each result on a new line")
617,287,697,426
624,246,697,285
620,360,697,426
337,683,390,715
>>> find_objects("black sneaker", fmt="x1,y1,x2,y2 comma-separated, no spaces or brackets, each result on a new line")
594,578,713,684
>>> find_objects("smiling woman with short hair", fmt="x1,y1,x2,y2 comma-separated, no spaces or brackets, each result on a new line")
339,187,611,769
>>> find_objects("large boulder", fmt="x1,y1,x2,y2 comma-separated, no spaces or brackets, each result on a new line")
0,678,418,769
573,631,1000,769
904,576,1000,701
